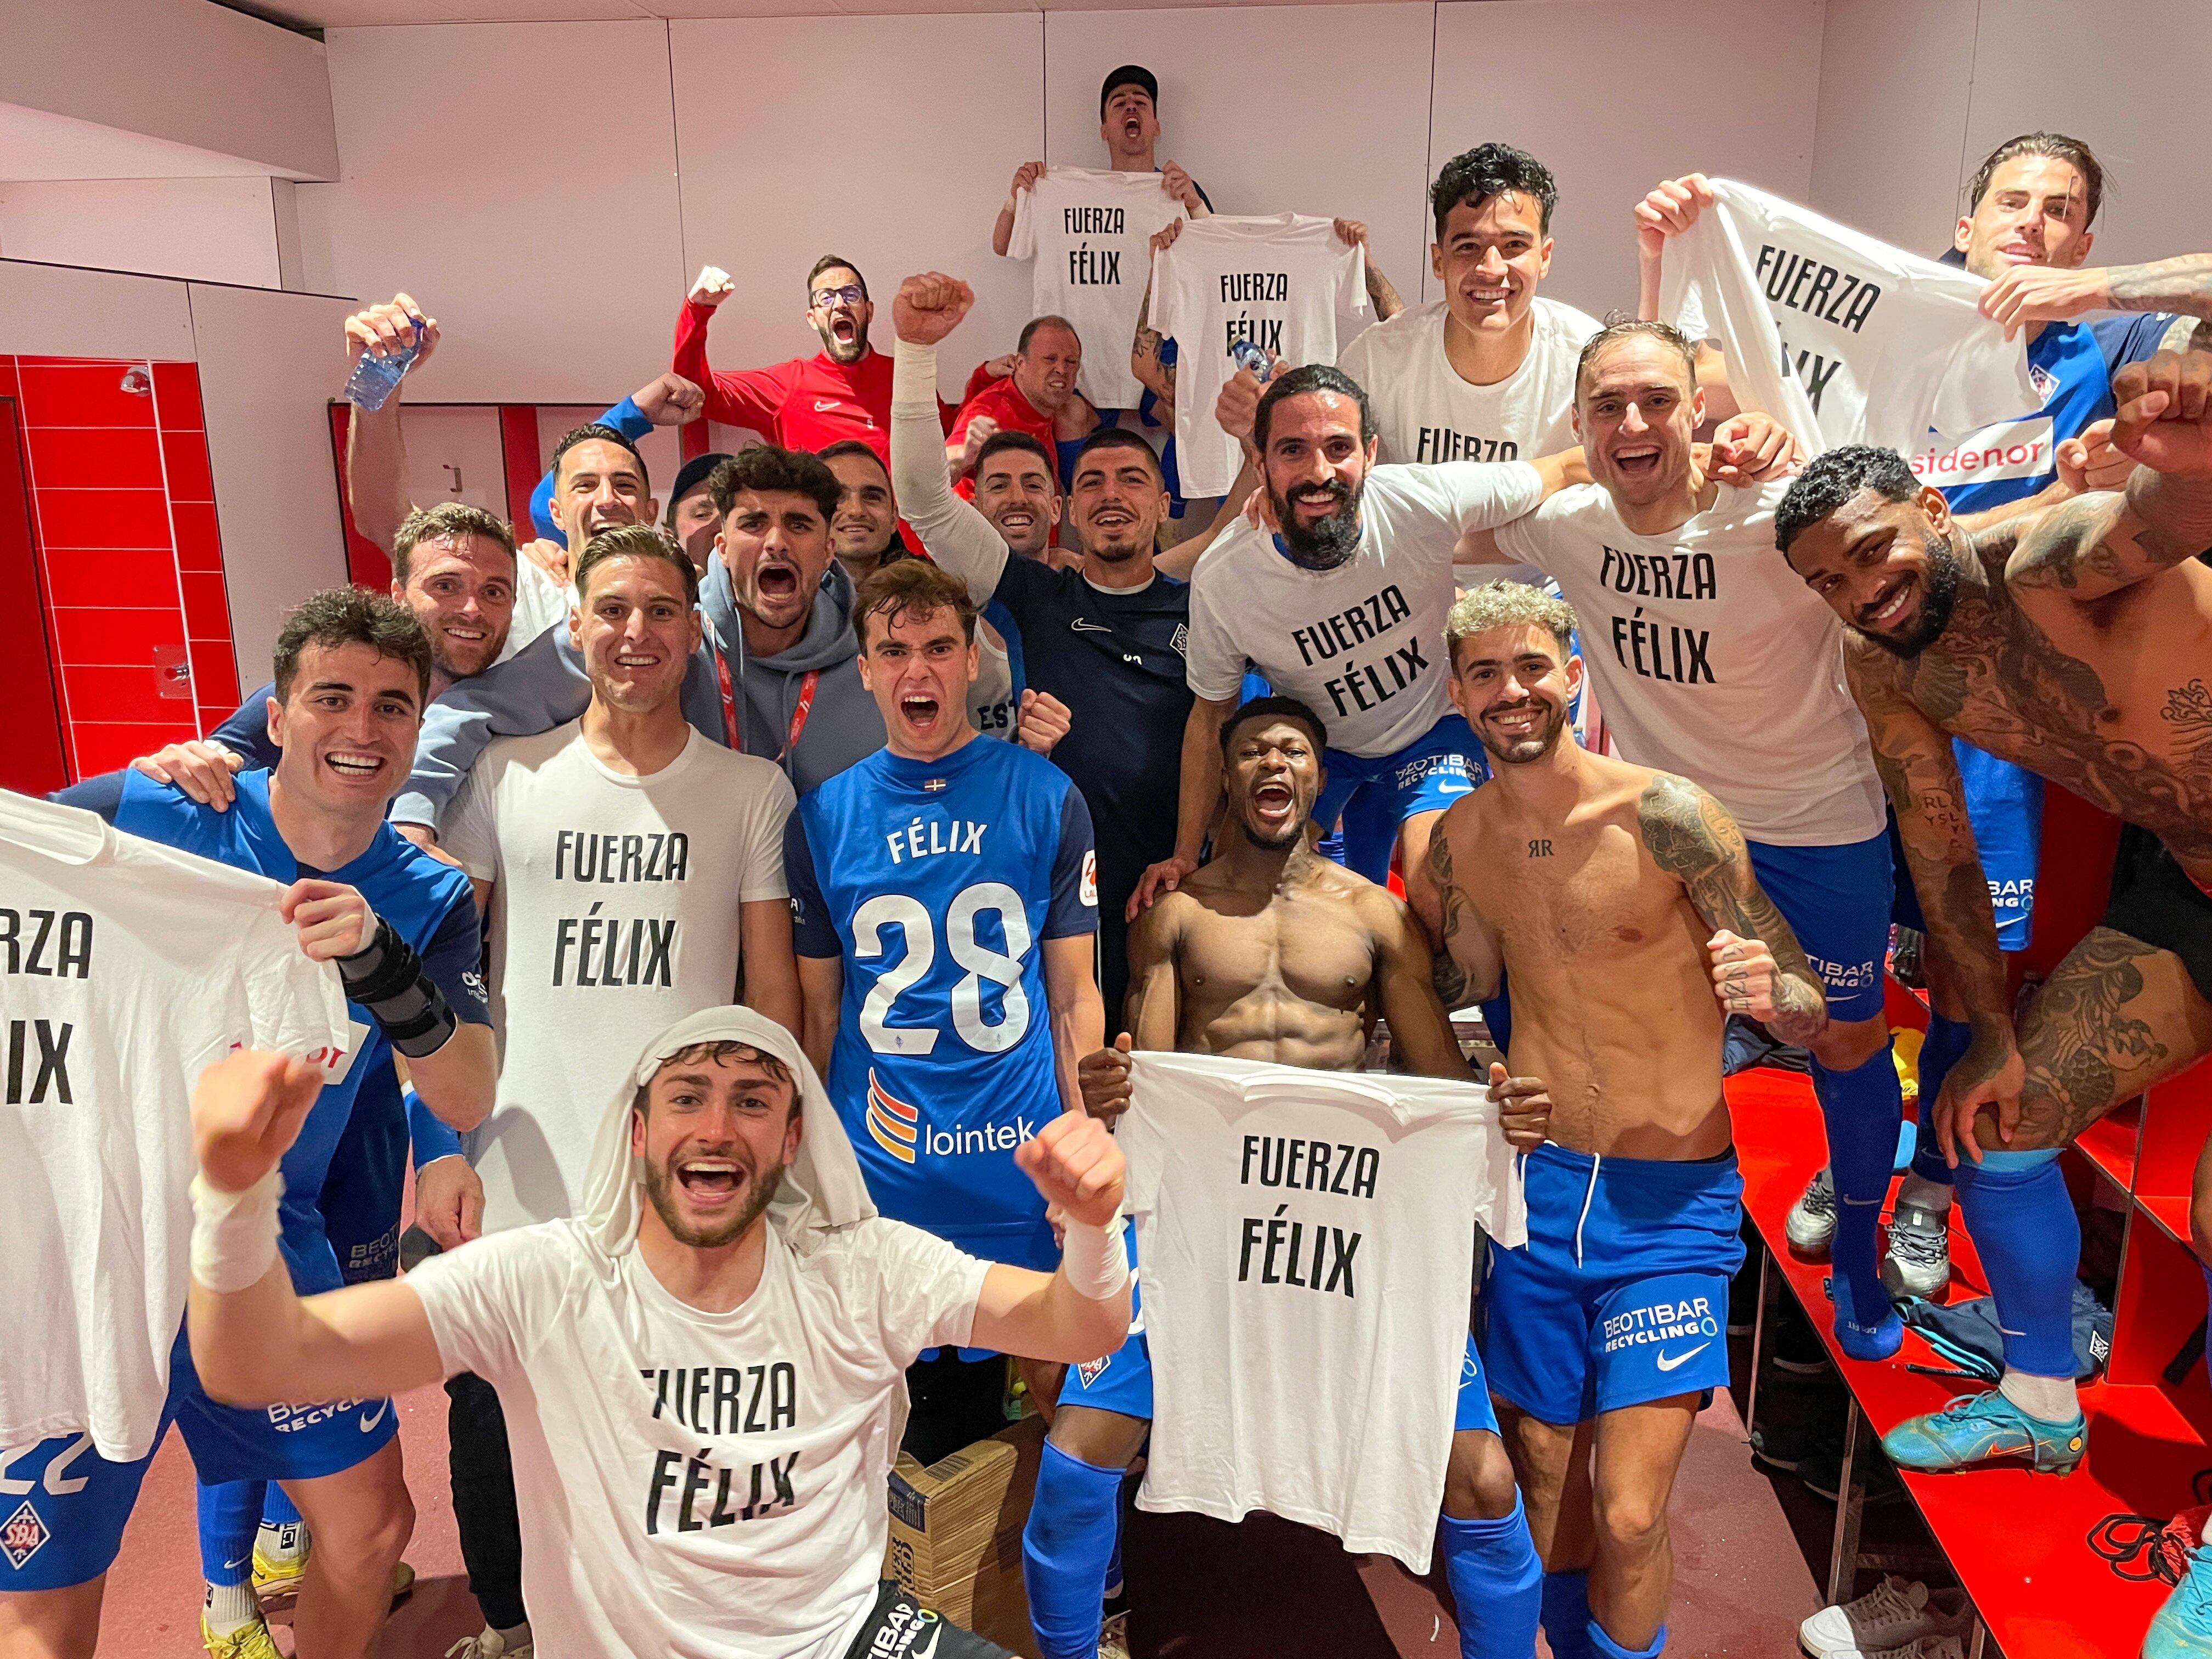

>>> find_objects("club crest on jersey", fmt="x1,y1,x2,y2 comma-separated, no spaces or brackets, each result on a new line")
1076,1352,1111,1387
0,1500,47,1570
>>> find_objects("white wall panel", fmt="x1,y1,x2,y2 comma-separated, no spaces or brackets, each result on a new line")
1043,5,1434,336
0,259,196,361
1807,0,1978,252
184,283,357,672
671,14,1043,404
1958,0,2212,268
1429,0,1825,322
0,178,290,290
295,22,686,404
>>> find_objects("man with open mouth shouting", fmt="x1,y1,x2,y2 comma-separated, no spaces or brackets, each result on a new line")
787,559,1107,1468
1051,693,1555,1659
178,1005,1131,1659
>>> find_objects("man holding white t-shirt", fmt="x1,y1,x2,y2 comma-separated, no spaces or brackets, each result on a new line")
1464,320,1908,1364
180,1006,1133,1659
428,523,802,1658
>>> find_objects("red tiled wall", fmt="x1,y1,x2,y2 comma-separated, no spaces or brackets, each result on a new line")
3,355,240,781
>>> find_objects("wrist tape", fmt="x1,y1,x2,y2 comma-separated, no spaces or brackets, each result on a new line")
190,1170,284,1293
337,916,458,1058
1060,1216,1131,1302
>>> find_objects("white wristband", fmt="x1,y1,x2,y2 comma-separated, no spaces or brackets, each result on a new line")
1060,1216,1131,1302
190,1170,284,1293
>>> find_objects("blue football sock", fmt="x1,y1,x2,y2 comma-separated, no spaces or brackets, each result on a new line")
261,1487,303,1529
1022,1441,1125,1659
196,1479,263,1585
1541,1570,1596,1659
1588,1615,1667,1659
1812,1045,1904,1353
1438,1493,1542,1659
1908,1015,1973,1187
1953,1148,2080,1378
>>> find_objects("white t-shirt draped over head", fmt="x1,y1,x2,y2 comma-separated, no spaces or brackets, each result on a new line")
1009,167,1189,410
0,793,347,1461
442,722,797,1235
1186,461,1545,757
408,1215,989,1659
1151,214,1369,497
1494,479,1886,845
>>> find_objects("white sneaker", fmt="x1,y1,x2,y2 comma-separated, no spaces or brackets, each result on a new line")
1798,1576,1968,1657
1882,1202,1953,1299
1787,1167,1838,1254
447,1627,533,1659
1867,1640,1967,1659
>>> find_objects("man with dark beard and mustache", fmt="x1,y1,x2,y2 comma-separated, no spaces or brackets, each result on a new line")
1772,353,2212,1542
1419,582,1824,1659
1147,364,1582,904
1053,695,1556,1659
176,1008,1131,1659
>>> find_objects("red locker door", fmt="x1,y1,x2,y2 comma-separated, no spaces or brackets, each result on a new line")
0,397,70,794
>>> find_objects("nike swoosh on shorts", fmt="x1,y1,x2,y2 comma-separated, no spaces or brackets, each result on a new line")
357,1401,390,1433
1655,1342,1711,1373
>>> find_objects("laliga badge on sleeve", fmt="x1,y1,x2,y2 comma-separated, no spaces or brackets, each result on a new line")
1081,850,1098,907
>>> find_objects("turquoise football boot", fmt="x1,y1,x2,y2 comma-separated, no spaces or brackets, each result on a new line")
1881,1389,2085,1475
2143,1517,2212,1658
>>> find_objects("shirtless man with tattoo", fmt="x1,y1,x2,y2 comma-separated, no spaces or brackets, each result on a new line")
1043,695,1555,1659
1774,351,2212,1517
1421,582,1826,1659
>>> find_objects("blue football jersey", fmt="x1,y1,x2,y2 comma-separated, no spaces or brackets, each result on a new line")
111,768,484,1294
788,736,1097,1268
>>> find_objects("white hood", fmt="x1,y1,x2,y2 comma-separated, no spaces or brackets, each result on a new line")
576,1005,874,1263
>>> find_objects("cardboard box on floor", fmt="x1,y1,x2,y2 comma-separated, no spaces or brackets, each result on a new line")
884,1415,1045,1658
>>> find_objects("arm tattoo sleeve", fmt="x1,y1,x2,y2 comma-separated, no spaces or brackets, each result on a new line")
2107,254,2212,321
2012,464,2212,596
1427,831,1474,1008
1636,774,1826,1044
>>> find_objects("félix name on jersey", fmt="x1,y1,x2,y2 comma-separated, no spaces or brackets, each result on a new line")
641,1359,804,1535
1288,583,1429,720
1235,1134,1377,1299
3,907,91,1104
1753,240,1884,417
884,815,988,866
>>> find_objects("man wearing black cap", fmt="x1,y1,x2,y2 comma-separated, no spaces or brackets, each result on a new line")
991,65,1212,261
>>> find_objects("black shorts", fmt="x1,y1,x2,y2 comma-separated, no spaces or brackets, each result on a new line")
840,1581,1012,1659
2099,833,2212,1003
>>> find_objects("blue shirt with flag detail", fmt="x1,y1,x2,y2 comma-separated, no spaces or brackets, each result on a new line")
786,735,1097,1269
102,768,486,1295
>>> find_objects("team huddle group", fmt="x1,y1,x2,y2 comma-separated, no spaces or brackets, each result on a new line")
7,60,2212,1659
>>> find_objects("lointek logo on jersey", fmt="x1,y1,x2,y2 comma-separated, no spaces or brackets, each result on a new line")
864,1069,1036,1166
1910,416,2054,488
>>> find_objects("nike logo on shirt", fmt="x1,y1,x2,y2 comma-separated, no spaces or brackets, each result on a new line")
813,399,847,412
1655,1342,1710,1373
1069,618,1112,633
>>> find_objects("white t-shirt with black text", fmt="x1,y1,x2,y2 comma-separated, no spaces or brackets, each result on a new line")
1186,461,1545,756
408,1216,990,1659
1337,296,1602,467
1660,178,2035,455
442,723,797,1235
1009,168,1188,410
1152,215,1369,496
0,792,348,1461
1120,1051,1523,1573
1494,480,1886,845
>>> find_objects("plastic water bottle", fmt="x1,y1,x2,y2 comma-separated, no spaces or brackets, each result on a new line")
1229,338,1273,383
341,315,427,411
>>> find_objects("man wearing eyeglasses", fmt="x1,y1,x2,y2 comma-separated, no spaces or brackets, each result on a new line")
674,255,961,465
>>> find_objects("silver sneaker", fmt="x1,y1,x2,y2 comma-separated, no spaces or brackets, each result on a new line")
1786,1167,1837,1253
1882,1203,1953,1299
